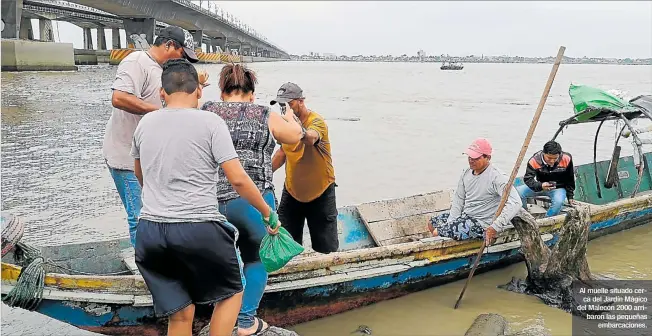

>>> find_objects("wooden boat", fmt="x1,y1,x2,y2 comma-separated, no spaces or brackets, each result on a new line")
3,91,652,335
440,60,464,70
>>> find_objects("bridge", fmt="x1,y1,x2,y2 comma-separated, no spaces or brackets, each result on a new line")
2,0,289,59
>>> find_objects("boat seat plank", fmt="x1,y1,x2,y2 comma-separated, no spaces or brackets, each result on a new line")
356,190,452,223
356,190,452,247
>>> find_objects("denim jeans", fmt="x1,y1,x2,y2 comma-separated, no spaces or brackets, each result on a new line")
218,188,276,329
516,184,567,217
108,167,142,246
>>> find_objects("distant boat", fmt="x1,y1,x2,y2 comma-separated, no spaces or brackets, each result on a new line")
440,60,464,70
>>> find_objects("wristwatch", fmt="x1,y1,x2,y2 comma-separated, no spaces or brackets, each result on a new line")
300,127,307,140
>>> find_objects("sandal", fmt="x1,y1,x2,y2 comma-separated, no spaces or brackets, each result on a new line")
197,324,238,336
244,317,301,336
239,317,268,336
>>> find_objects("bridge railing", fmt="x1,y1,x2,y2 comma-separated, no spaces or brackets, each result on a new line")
28,0,117,16
174,0,286,53
26,0,287,55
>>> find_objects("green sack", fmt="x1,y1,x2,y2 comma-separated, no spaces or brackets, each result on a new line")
569,84,639,122
259,211,304,273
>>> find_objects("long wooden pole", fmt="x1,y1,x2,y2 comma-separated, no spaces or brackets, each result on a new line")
453,46,566,309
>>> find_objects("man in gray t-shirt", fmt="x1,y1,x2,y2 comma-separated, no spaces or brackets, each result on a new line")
103,25,200,246
131,58,282,336
428,138,522,245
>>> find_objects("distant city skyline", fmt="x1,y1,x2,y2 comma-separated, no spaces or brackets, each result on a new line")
33,1,652,59
290,52,651,65
295,51,650,60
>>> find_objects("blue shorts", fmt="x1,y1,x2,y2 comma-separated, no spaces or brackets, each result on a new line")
135,219,244,317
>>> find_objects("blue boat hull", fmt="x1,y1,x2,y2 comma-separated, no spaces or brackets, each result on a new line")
18,207,652,336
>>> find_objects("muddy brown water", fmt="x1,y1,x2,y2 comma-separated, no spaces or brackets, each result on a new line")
2,62,651,335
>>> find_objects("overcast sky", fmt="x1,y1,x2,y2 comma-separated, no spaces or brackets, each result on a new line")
42,1,651,58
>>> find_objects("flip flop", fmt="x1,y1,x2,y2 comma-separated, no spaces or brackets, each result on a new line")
250,317,268,335
197,324,238,336
240,317,301,336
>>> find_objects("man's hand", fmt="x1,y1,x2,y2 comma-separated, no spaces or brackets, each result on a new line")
542,182,555,191
266,221,281,235
198,69,210,87
485,226,498,245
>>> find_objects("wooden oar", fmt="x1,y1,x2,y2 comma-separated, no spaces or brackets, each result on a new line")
453,46,567,309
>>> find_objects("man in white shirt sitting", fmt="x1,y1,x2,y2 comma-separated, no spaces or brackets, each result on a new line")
428,138,522,245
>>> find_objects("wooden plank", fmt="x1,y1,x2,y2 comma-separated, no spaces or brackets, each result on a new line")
358,214,381,246
381,234,430,246
266,264,410,292
370,213,435,246
133,295,153,307
120,247,140,275
356,190,452,223
356,191,452,247
1,285,136,304
484,233,553,253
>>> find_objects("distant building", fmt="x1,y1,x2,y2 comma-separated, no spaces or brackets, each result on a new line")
323,52,337,60
417,50,426,58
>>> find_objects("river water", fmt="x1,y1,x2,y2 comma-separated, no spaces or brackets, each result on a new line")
1,62,651,335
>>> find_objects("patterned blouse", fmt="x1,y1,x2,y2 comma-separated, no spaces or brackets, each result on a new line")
200,101,275,202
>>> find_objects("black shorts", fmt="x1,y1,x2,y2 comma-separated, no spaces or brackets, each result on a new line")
278,182,339,254
135,219,244,317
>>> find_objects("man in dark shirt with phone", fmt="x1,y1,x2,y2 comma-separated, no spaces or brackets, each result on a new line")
517,140,576,217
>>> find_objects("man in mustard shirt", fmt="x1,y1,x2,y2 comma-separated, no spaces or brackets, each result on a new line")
271,82,339,254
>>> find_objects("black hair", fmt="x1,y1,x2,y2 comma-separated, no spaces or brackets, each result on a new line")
161,58,199,95
219,63,257,95
543,140,562,155
153,36,182,49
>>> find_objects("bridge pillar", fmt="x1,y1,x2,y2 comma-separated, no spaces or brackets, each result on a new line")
228,42,241,56
19,16,33,40
38,19,54,42
124,18,155,49
83,28,93,50
210,44,221,53
2,0,23,39
212,38,226,53
112,28,121,49
96,26,107,50
189,30,203,50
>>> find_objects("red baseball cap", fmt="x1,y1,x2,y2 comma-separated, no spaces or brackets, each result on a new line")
466,138,493,159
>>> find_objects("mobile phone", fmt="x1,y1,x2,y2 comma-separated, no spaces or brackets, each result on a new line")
279,102,287,115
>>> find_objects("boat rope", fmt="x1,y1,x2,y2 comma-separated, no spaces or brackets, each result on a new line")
2,241,134,311
2,242,45,311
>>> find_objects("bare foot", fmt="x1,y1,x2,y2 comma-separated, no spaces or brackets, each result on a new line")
427,222,439,237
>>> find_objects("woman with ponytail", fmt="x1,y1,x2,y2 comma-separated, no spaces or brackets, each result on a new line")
201,63,303,335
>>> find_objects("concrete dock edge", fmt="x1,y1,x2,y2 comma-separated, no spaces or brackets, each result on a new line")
1,39,78,72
